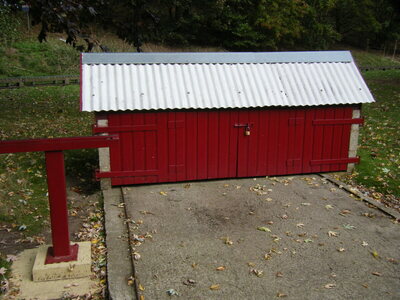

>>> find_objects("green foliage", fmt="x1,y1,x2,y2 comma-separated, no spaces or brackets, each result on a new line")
0,4,21,46
4,0,400,52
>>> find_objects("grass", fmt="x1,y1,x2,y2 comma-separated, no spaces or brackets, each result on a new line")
348,70,400,199
351,50,400,68
0,86,95,235
0,38,80,77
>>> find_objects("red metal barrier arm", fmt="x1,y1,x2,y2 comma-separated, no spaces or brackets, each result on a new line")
0,135,118,264
0,135,117,153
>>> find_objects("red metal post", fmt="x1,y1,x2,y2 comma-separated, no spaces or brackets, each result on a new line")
44,151,78,264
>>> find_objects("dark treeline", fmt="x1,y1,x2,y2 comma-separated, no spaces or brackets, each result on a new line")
5,0,400,52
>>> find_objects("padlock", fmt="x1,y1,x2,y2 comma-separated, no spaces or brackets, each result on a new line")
245,129,251,136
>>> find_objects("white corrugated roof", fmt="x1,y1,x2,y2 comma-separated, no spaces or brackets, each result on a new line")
80,51,374,112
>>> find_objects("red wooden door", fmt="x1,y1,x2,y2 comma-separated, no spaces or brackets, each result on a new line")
99,106,358,186
236,109,305,177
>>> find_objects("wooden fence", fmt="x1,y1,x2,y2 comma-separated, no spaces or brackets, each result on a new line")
0,75,79,89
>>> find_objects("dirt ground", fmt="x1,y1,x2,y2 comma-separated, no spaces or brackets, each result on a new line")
122,175,400,300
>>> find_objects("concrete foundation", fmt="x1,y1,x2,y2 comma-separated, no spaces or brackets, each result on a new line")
7,246,99,300
32,241,91,282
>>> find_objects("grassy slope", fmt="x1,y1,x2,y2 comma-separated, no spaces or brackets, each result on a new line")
351,50,400,68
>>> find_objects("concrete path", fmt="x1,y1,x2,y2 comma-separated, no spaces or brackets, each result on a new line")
104,175,400,300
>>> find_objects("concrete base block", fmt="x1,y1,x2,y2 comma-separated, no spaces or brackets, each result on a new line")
32,241,91,282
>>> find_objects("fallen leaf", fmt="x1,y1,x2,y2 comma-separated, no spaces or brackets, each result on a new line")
247,262,256,267
328,231,338,237
264,254,272,260
265,198,273,202
133,252,141,260
210,284,220,290
277,292,287,297
0,267,9,275
257,226,271,232
304,239,313,243
296,223,305,228
387,257,398,264
266,220,274,225
371,250,380,259
222,237,233,245
276,272,283,277
6,255,17,262
301,203,311,206
325,205,334,209
18,225,27,231
159,191,167,196
281,214,288,219
324,283,336,289
250,269,264,277
371,272,382,276
362,241,368,247
343,224,356,230
183,279,196,286
337,248,345,252
362,284,368,288
139,284,145,291
216,266,225,271
139,296,145,300
167,288,179,296
127,276,135,286
192,263,198,268
340,209,351,215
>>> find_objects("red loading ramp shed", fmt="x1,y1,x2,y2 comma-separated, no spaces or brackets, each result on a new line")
81,51,374,186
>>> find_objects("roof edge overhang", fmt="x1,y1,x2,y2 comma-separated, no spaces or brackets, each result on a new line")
82,51,353,65
86,103,368,113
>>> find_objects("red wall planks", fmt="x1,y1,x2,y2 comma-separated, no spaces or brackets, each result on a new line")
97,105,359,186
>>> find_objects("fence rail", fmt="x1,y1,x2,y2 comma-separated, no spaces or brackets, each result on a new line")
358,65,400,71
0,75,79,89
1,66,400,89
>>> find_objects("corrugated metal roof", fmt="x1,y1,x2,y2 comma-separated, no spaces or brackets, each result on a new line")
82,51,353,64
81,51,374,112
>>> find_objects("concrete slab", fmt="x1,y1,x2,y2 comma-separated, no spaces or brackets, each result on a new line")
103,188,137,300
8,247,100,299
121,176,400,300
32,242,91,282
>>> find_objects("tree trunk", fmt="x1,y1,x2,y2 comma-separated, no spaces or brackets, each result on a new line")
392,40,398,60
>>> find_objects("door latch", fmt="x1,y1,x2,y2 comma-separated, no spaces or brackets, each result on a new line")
234,123,253,136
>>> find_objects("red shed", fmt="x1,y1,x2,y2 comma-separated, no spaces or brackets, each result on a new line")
80,51,374,187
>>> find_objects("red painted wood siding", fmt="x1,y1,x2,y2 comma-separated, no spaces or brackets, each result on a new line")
98,106,357,185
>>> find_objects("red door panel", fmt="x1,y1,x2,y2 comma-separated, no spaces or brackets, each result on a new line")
104,106,356,186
